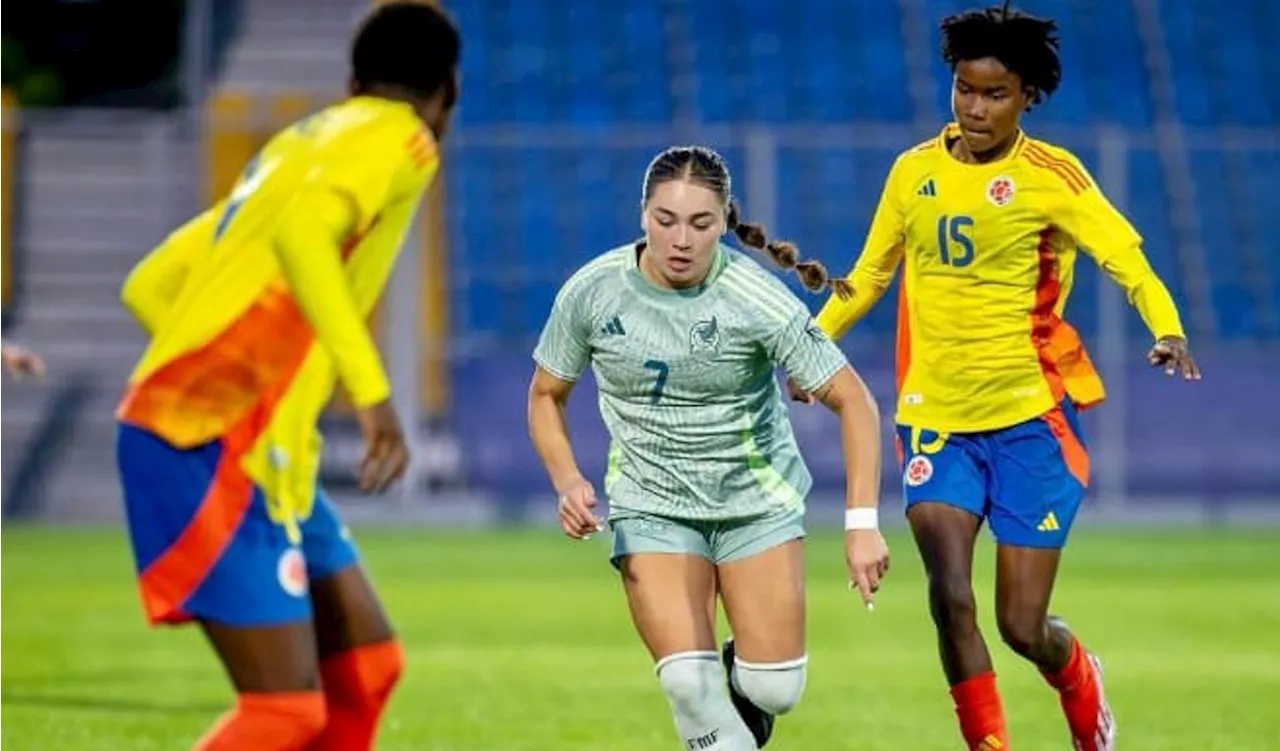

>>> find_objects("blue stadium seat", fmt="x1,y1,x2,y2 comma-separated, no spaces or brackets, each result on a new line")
445,0,1278,346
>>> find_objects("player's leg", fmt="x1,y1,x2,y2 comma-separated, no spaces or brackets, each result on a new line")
610,512,758,750
301,490,405,751
898,426,1010,751
116,424,327,751
196,622,327,750
989,403,1114,751
715,508,808,748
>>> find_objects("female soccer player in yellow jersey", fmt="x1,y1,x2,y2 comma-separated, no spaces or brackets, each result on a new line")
113,4,459,750
795,4,1199,750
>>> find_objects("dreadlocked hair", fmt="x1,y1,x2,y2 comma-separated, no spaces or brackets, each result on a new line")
639,145,852,299
940,1,1061,109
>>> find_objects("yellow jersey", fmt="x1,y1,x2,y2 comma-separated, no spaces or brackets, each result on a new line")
817,124,1185,433
116,96,439,535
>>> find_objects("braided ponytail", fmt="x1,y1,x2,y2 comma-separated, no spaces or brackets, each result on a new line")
727,202,852,300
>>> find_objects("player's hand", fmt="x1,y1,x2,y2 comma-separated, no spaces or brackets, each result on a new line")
845,528,890,610
354,399,409,493
1147,335,1201,381
556,476,603,540
786,377,815,404
1,343,45,379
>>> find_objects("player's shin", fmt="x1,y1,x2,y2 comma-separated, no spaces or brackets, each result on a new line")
949,672,1011,751
307,639,405,751
656,651,759,750
194,692,327,751
1040,620,1115,751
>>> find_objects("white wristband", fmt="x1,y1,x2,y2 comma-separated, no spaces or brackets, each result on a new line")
844,508,879,531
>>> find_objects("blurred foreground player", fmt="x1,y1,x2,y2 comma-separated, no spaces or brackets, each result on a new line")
113,4,460,749
529,146,887,750
796,4,1198,750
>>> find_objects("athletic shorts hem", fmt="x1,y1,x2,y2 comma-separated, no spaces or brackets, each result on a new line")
608,507,805,569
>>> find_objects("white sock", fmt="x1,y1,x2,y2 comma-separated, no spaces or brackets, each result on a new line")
656,651,758,750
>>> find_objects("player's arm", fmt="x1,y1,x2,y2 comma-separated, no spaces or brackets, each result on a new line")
527,369,585,496
773,314,882,517
272,187,391,407
1053,156,1199,378
814,160,907,339
120,206,220,334
771,309,889,606
528,284,600,539
1058,175,1184,338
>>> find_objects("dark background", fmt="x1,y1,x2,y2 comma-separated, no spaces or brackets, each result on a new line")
2,0,241,107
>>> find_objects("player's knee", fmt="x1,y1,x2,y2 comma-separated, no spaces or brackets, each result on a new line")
320,640,405,709
732,656,808,716
927,574,978,636
996,607,1045,658
655,652,722,717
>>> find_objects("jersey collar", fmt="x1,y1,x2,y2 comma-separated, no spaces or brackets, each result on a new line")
938,123,1026,167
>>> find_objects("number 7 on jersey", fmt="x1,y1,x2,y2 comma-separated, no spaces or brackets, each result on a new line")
643,360,669,404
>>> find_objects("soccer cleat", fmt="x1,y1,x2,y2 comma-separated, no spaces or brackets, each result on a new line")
1064,653,1116,751
721,638,774,748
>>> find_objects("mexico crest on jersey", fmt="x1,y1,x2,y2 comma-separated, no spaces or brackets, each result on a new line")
986,175,1016,207
904,455,934,487
689,316,721,354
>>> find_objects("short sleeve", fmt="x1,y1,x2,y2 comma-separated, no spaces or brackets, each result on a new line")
532,284,593,382
771,303,850,393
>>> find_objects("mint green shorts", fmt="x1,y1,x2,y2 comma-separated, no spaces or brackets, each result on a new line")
608,507,805,568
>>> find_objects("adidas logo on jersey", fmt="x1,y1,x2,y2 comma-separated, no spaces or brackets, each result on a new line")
600,315,626,336
1037,511,1060,532
916,178,937,197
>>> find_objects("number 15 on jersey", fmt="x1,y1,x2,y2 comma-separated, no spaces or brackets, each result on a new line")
936,214,975,268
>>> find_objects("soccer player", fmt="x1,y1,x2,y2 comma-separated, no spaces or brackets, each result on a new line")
528,146,889,751
112,4,460,750
796,5,1199,750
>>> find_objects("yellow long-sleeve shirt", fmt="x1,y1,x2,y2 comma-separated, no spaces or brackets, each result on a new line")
117,96,439,534
817,124,1185,432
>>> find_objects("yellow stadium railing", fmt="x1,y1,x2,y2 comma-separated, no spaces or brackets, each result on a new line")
204,91,257,202
421,162,449,417
2,89,18,316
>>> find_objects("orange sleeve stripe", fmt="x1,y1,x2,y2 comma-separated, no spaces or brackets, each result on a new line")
1025,143,1090,186
907,137,938,154
405,130,437,171
1043,405,1090,487
1023,145,1090,194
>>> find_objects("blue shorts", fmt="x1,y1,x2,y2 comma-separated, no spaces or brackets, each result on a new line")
116,422,359,627
895,402,1089,548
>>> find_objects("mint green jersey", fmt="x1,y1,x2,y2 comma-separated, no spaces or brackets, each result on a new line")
533,244,849,521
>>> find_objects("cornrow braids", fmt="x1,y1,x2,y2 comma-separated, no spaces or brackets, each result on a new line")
638,145,852,298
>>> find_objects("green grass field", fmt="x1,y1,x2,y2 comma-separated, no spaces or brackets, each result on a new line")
3,526,1278,750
